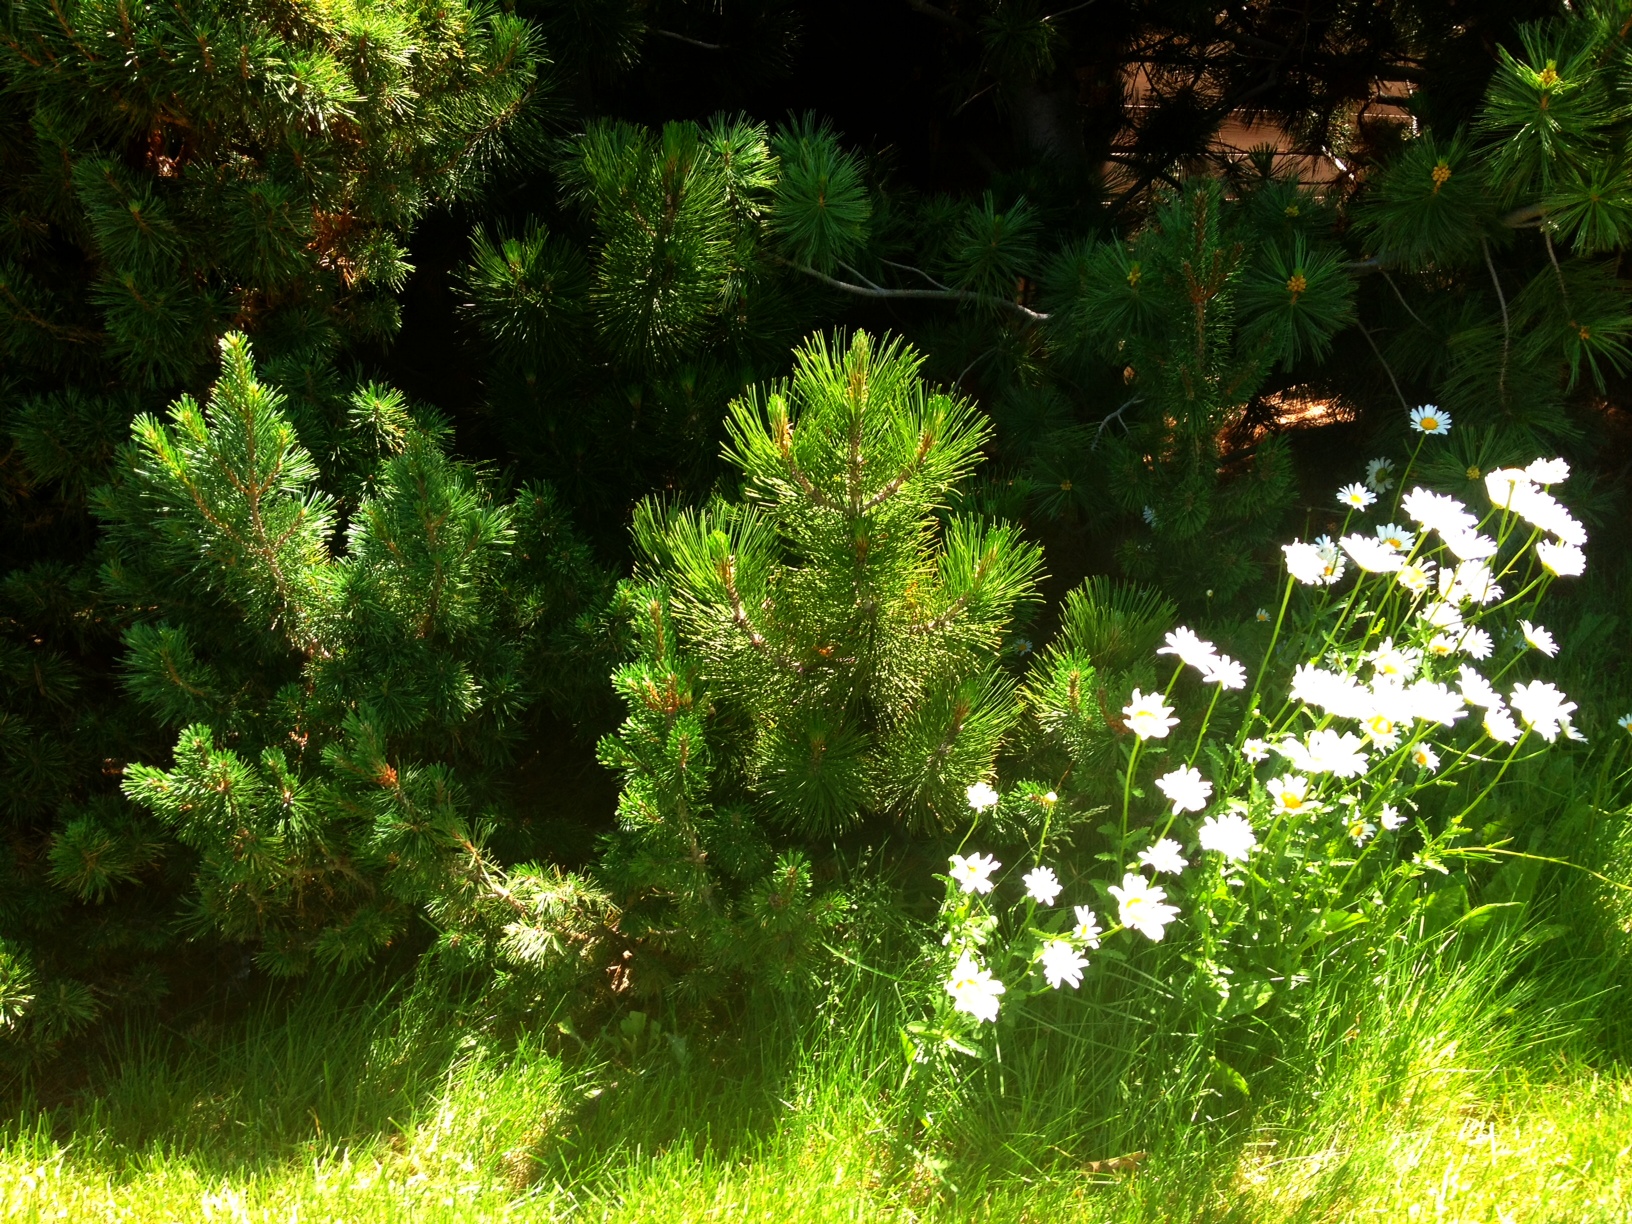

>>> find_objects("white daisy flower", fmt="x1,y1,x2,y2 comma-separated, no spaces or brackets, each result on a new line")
1409,743,1441,772
1369,676,1415,726
1425,633,1459,658
949,852,1001,895
1072,905,1103,947
1519,620,1558,658
1619,714,1632,734
1314,535,1346,583
1338,482,1377,510
1347,817,1377,847
1380,803,1406,831
1456,626,1494,660
1267,773,1312,814
1137,837,1190,875
1361,712,1401,750
1107,873,1179,941
1402,488,1476,536
1396,561,1435,595
1200,654,1248,690
1374,523,1415,551
1039,940,1087,990
1440,530,1499,563
1122,689,1178,740
1340,533,1404,573
1508,486,1587,546
1155,766,1213,815
1536,540,1585,578
1290,663,1372,720
1457,665,1504,709
1022,865,1062,906
1483,707,1522,745
1409,404,1451,435
1484,467,1534,510
1407,680,1467,727
1242,738,1270,763
1255,607,1271,622
1157,627,1219,671
1365,457,1397,493
1526,457,1570,485
1452,561,1502,605
1368,638,1421,681
1420,601,1464,632
966,781,1000,811
1277,729,1369,778
1283,541,1330,585
1198,812,1257,862
1510,681,1577,743
946,952,1005,1022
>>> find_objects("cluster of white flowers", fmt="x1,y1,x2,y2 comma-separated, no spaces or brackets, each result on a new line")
1254,417,1591,857
941,832,1113,1020
935,410,1591,1035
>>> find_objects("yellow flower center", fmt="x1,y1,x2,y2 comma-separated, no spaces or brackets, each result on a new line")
1420,415,1439,431
1280,791,1303,810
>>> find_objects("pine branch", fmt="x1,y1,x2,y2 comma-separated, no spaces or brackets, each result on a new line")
775,256,1048,323
720,553,804,675
861,429,935,512
1380,270,1428,330
1481,237,1511,406
771,412,840,511
1354,319,1412,412
901,0,975,35
652,29,724,51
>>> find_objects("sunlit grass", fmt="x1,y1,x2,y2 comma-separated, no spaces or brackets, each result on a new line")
3,912,1630,1223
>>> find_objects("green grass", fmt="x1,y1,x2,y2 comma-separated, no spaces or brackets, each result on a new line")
3,899,1630,1223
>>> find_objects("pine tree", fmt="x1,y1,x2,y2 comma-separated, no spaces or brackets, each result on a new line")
1,0,546,387
1033,175,1356,603
0,333,617,1054
594,330,1042,995
456,112,871,519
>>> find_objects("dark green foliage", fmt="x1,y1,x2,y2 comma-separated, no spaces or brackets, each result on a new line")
1038,178,1351,602
1356,132,1498,270
0,0,547,386
1351,4,1632,448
